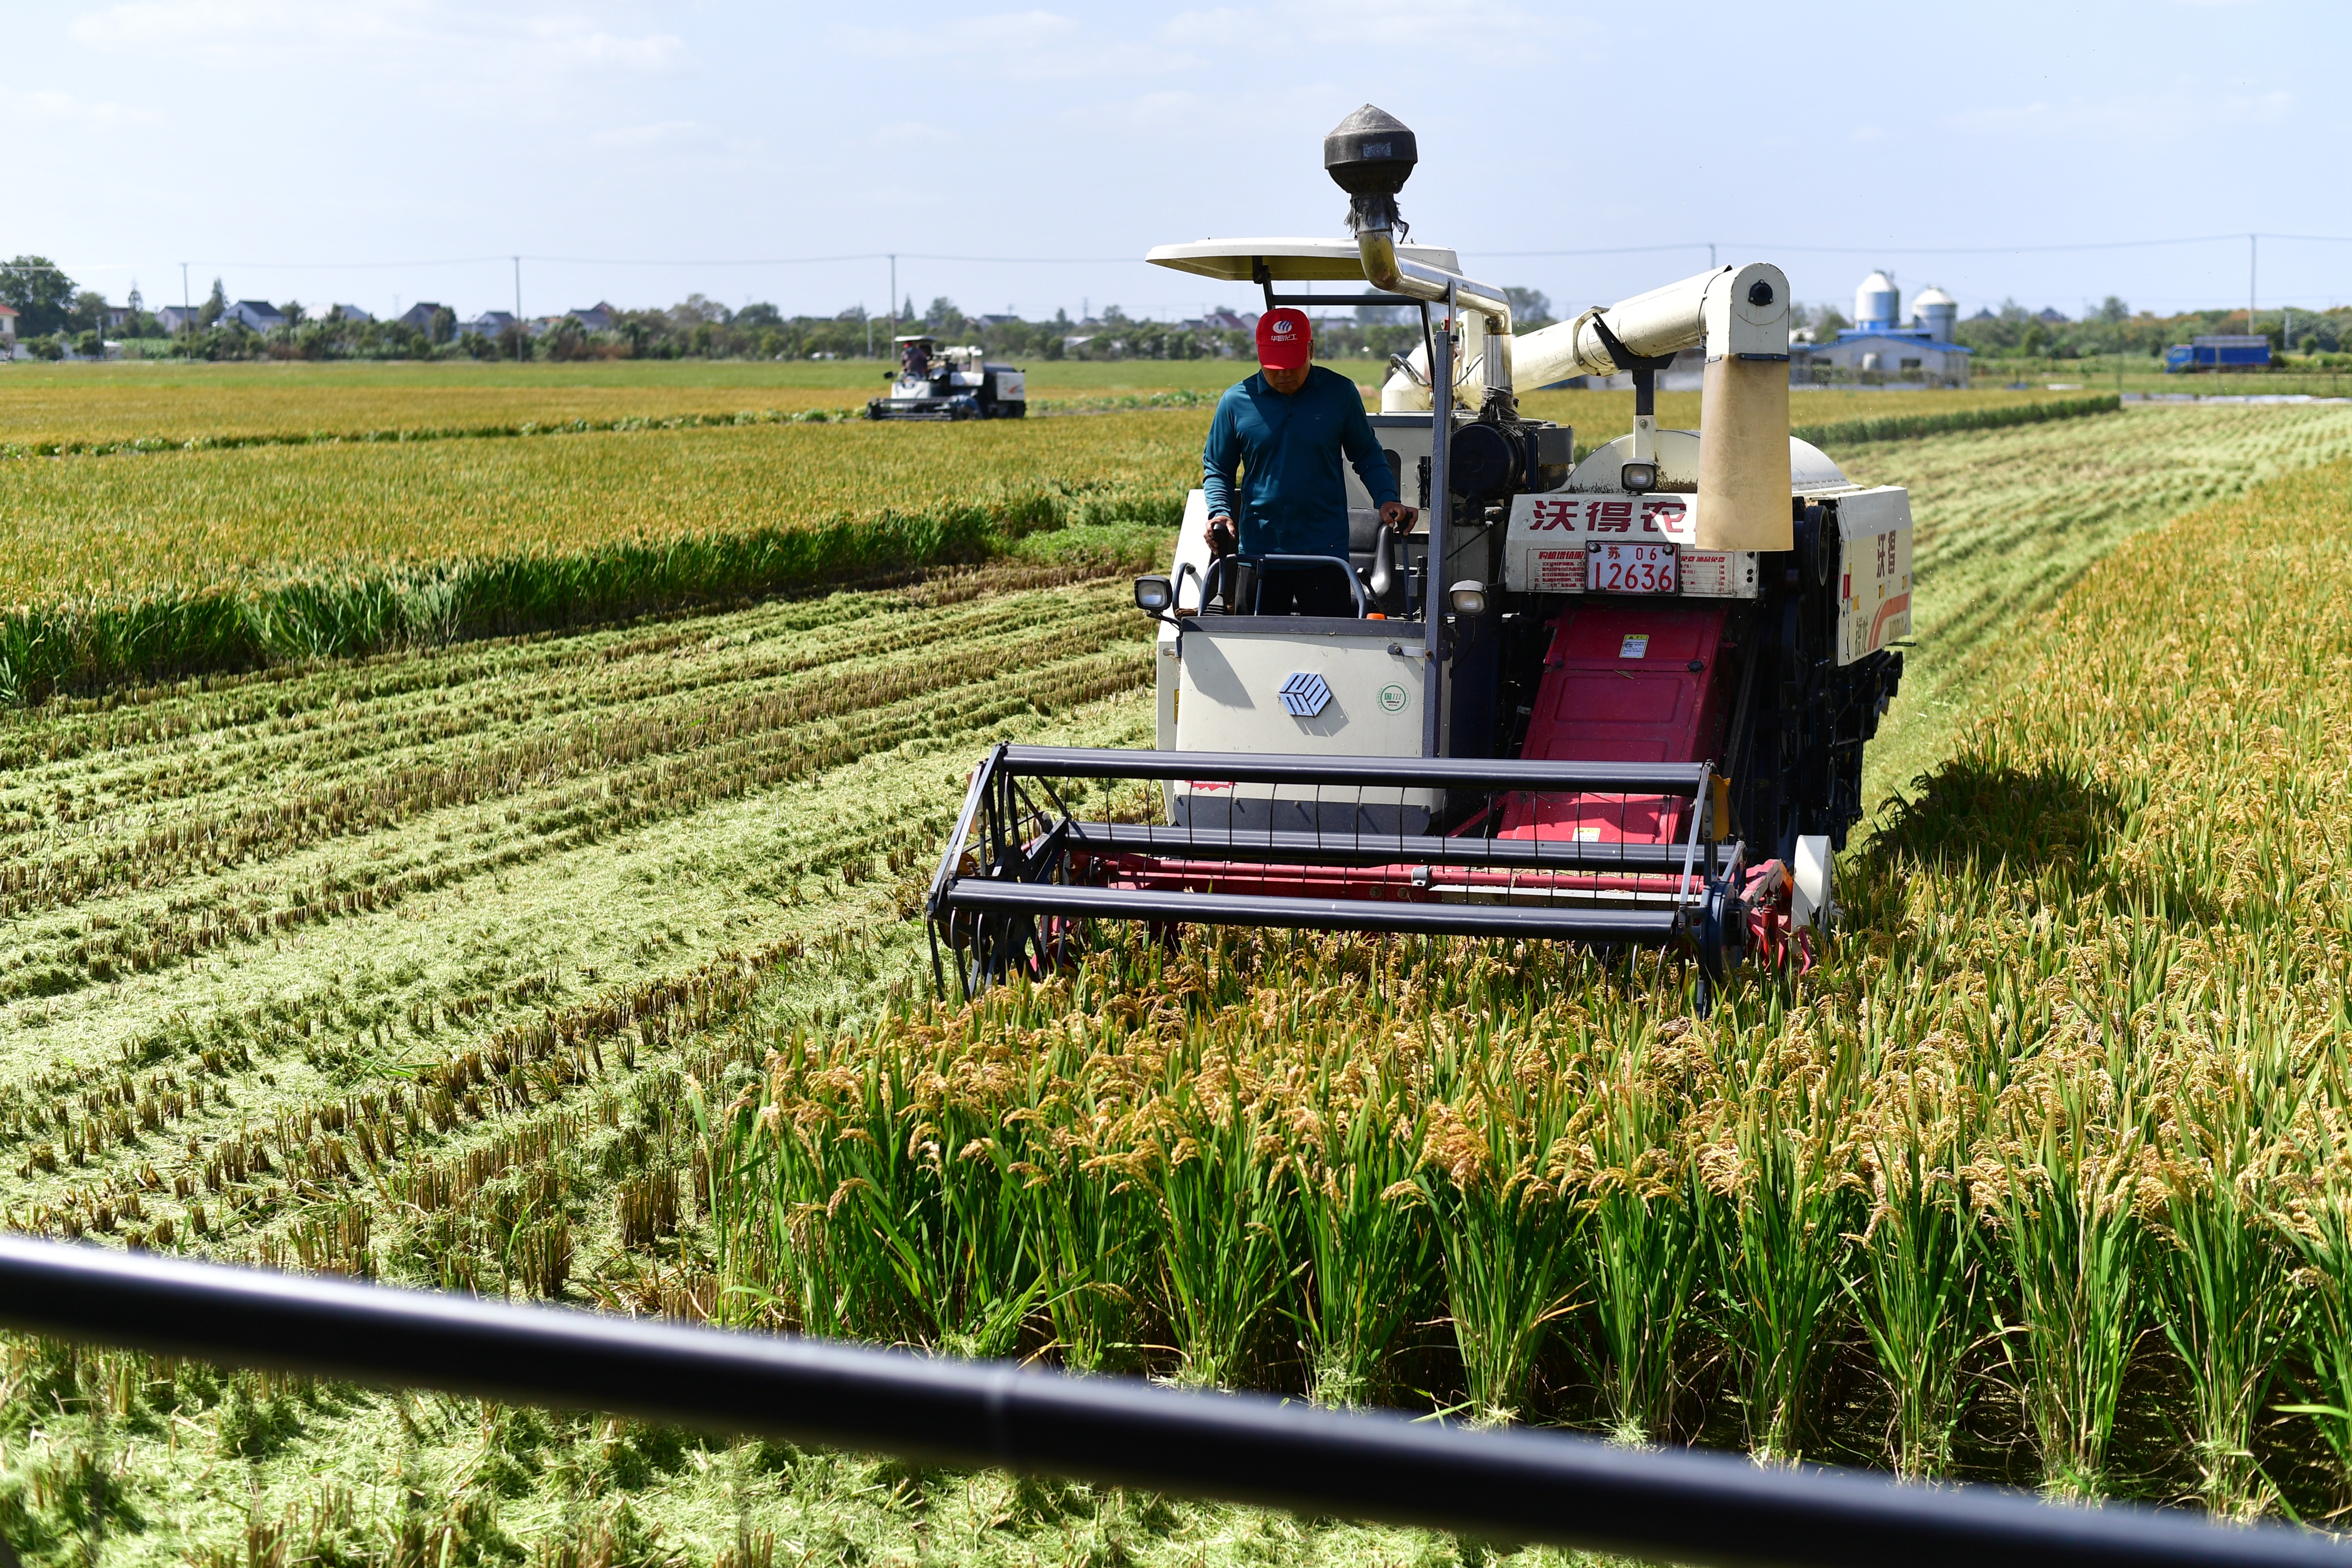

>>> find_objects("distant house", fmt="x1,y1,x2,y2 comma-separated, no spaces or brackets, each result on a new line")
0,305,15,346
2035,306,2069,325
1803,271,1973,387
1808,332,1972,386
459,310,517,339
101,303,135,332
223,299,287,332
394,302,446,336
563,301,618,332
330,304,374,324
157,305,202,333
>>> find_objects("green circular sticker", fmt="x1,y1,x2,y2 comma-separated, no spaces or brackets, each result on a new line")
1378,684,1409,713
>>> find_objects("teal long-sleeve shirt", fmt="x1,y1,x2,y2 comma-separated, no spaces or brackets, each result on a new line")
1201,366,1398,559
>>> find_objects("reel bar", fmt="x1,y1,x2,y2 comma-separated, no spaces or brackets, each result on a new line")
940,879,1685,942
995,745,1711,794
1057,821,1695,872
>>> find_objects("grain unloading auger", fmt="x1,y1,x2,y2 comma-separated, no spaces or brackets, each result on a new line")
928,107,1912,1005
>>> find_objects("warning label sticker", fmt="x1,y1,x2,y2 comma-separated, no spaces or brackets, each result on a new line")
1619,634,1649,659
1523,547,1585,591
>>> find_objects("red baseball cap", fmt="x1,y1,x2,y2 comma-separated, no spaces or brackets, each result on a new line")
1255,307,1312,369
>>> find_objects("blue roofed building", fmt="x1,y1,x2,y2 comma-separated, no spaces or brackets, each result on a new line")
1805,272,1973,387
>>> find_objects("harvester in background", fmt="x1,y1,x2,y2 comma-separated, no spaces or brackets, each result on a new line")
866,336,1028,420
928,107,1912,1005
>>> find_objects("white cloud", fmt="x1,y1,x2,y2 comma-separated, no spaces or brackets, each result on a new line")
831,10,1193,79
1157,6,1247,46
589,119,713,149
71,1,686,80
1164,0,1558,52
1950,86,2291,141
833,11,1078,57
531,22,686,70
874,121,956,148
0,89,163,128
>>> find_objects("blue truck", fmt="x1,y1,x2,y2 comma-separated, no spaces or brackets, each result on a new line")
2166,334,2271,372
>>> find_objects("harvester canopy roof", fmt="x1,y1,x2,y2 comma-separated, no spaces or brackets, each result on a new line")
1144,237,1462,282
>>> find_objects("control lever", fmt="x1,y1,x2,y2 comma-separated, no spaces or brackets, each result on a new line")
1368,526,1401,615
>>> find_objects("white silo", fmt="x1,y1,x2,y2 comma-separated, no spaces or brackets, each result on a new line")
1855,270,1899,332
1913,286,1957,342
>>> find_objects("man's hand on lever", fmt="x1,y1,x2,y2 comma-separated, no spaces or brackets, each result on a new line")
1379,502,1418,534
1207,515,1238,558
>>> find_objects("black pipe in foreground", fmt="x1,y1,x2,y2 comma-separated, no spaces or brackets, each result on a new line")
0,1236,2338,1568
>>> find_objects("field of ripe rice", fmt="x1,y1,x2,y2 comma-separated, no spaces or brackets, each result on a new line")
0,404,2348,1564
0,359,2082,452
0,413,1201,702
0,361,1382,450
0,415,1202,600
1838,401,2352,791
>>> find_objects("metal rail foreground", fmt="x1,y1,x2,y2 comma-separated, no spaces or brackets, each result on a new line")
0,1239,2338,1568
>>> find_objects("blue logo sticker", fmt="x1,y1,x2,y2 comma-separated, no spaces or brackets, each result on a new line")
1278,671,1333,718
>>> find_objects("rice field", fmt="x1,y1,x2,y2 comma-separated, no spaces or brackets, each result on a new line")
0,360,1371,448
0,413,1198,703
0,359,2073,452
0,371,2114,710
0,416,1205,601
0,396,2347,1564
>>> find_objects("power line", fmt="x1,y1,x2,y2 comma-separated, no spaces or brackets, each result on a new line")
1472,233,2350,260
166,252,1143,271
1474,243,1713,259
62,231,2352,275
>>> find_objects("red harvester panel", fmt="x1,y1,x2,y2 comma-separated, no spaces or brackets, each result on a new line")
1502,602,1731,844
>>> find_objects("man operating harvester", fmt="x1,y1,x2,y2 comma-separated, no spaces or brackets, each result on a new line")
1202,307,1416,616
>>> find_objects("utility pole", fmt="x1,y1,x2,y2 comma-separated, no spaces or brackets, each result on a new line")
513,256,523,362
179,263,189,336
2249,233,2257,337
888,255,897,352
1708,242,1716,269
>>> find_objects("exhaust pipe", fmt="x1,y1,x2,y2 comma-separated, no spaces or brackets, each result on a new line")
1327,105,1514,415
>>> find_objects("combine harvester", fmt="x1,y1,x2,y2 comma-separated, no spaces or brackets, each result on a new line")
866,336,1028,420
928,108,1911,1005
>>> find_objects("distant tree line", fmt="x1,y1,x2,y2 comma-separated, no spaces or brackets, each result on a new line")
1946,297,2352,363
97,255,2352,371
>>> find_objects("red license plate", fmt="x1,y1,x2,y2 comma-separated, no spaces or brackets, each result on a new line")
1586,540,1678,594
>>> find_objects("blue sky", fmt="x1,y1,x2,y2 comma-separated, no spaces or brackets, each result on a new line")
7,0,2347,327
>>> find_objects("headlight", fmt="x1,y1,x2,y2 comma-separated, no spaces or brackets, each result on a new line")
1620,460,1659,493
1447,581,1488,618
1133,576,1174,613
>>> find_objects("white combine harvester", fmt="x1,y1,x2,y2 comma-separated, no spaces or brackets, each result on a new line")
928,107,1911,1006
866,337,1028,421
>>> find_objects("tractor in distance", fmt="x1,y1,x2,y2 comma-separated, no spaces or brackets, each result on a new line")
866,336,1028,420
